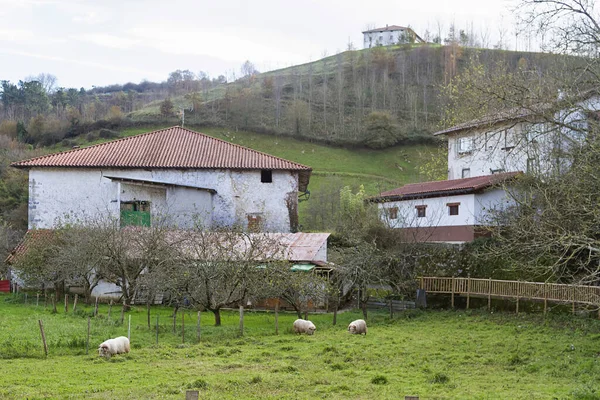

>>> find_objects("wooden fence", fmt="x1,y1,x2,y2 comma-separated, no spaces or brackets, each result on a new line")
419,276,600,315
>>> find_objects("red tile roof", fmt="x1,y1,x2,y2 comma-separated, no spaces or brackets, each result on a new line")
5,229,56,264
11,126,312,173
372,172,522,201
362,25,410,33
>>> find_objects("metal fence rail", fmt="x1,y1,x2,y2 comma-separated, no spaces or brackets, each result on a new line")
420,276,600,314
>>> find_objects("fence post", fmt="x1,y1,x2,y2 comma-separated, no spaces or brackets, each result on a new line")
544,283,548,316
516,295,520,315
86,317,90,355
156,315,160,345
275,299,279,335
52,294,57,314
94,297,98,317
466,275,471,310
107,300,112,319
128,315,131,341
196,311,201,341
173,308,177,334
64,294,68,313
451,276,455,309
73,294,78,313
487,277,492,311
182,311,185,344
36,293,39,307
38,320,48,357
239,305,244,337
572,284,576,315
120,301,125,325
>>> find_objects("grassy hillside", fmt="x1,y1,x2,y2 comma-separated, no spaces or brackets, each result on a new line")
129,45,575,149
2,296,600,399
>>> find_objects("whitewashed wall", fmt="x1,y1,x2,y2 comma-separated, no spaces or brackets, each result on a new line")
28,167,300,232
363,30,409,48
378,188,513,229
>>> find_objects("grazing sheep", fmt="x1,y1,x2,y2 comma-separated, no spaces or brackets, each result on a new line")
348,319,367,335
293,319,316,335
98,336,130,357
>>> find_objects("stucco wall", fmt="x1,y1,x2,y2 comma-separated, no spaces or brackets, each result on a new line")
363,30,409,48
28,167,299,232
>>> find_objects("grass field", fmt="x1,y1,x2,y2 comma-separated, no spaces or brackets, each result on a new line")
2,294,600,399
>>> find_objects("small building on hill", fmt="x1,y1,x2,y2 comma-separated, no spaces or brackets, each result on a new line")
362,25,424,48
11,126,312,233
370,172,521,244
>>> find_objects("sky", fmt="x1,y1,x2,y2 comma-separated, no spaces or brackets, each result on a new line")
0,0,519,89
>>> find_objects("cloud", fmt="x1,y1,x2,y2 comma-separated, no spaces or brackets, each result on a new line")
0,29,35,42
76,34,140,49
0,48,162,78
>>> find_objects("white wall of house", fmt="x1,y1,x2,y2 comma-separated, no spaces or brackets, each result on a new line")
446,96,600,179
363,30,410,48
28,167,300,232
378,188,513,229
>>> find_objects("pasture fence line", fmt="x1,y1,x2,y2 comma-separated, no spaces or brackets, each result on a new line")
420,276,600,317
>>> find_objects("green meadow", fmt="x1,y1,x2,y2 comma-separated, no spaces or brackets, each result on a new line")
1,294,600,399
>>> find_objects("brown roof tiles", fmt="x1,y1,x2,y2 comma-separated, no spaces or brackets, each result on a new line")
11,126,312,173
372,172,522,201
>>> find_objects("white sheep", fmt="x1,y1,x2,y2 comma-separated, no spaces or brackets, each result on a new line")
98,336,130,357
293,319,316,335
348,319,367,335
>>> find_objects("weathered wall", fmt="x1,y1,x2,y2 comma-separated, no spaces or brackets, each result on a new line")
28,167,299,232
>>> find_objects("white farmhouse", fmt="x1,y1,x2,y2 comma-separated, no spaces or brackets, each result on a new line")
11,126,311,233
363,25,424,48
371,173,520,243
436,95,600,180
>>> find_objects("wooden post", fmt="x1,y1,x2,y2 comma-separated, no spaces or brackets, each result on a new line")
44,294,47,308
275,300,279,335
52,294,57,313
451,276,455,309
543,283,548,316
120,301,125,325
38,320,48,357
107,300,112,319
466,275,471,310
186,391,199,400
156,315,159,345
303,310,308,320
389,297,393,319
420,276,424,290
173,308,177,334
516,296,520,315
94,297,99,317
24,293,27,304
182,311,185,344
128,315,131,341
73,294,78,313
572,284,576,315
239,305,244,337
64,294,68,313
487,277,492,311
147,300,151,329
196,311,201,341
86,317,90,355
36,293,39,307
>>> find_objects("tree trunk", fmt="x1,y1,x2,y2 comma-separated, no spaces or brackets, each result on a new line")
213,309,222,326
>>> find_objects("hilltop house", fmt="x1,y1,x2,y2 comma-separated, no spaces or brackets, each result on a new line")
362,25,424,48
11,126,312,233
373,92,600,243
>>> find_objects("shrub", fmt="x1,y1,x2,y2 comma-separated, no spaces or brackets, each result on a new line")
371,375,388,385
186,379,208,390
98,129,119,139
430,372,449,384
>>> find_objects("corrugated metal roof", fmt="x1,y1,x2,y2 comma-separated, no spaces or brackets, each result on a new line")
7,230,330,265
11,126,312,173
371,172,522,201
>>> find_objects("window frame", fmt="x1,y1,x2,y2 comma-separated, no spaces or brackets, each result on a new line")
261,169,273,183
415,205,427,218
447,202,460,216
457,136,474,155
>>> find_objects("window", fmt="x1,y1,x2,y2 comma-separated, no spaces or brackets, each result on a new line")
527,157,537,174
261,170,272,183
447,202,460,216
387,207,398,220
247,214,263,232
485,132,499,151
120,201,151,227
461,168,471,178
502,128,515,151
490,168,505,174
415,205,427,218
457,136,474,154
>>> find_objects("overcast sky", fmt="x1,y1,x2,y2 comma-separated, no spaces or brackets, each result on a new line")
0,0,519,89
